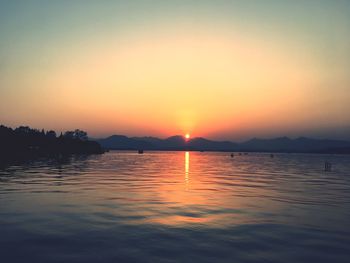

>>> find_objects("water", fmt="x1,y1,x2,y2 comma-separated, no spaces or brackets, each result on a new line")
1,151,350,262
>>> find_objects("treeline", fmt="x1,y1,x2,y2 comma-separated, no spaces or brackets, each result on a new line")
0,125,104,163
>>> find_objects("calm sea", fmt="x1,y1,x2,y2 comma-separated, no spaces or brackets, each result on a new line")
1,151,350,262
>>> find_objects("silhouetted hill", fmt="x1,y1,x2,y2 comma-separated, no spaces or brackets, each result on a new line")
96,134,350,153
132,136,164,145
189,137,238,151
98,135,153,150
239,137,350,152
98,135,187,150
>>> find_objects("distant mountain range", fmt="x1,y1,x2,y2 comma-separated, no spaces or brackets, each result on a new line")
95,135,350,153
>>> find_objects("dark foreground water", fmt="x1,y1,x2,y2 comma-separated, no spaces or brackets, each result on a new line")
1,151,350,263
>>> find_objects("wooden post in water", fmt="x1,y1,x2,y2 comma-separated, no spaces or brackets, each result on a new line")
325,161,332,171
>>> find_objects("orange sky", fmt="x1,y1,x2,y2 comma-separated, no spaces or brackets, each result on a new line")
1,1,350,140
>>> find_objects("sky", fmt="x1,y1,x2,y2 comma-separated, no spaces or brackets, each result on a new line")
0,0,350,141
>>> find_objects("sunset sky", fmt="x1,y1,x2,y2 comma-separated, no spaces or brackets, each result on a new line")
1,0,350,140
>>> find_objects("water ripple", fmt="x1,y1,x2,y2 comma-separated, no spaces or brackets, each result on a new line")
1,151,350,262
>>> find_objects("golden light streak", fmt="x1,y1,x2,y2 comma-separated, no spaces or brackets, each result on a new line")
185,151,190,187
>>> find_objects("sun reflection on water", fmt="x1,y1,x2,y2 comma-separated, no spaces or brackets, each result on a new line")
3,151,338,230
115,152,275,227
185,151,189,187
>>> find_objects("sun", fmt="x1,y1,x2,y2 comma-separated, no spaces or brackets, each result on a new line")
185,133,190,139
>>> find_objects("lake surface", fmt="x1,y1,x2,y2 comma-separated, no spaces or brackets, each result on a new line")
1,151,350,262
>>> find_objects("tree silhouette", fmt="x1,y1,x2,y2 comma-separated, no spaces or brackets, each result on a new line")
0,124,104,166
74,129,88,141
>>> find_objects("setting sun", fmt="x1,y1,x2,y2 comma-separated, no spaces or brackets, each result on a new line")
185,133,190,139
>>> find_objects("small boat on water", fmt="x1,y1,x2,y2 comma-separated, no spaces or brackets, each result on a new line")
138,149,144,154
